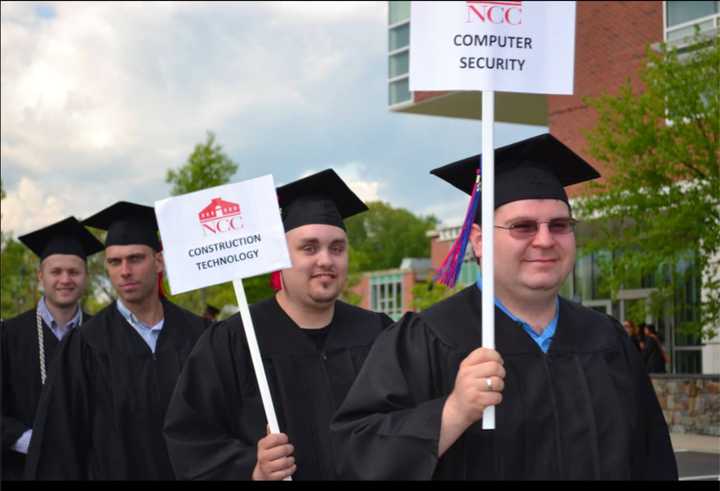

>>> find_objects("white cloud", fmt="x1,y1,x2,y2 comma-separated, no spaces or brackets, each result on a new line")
334,162,382,203
262,1,384,23
294,162,383,204
1,0,527,244
2,177,72,236
1,1,387,230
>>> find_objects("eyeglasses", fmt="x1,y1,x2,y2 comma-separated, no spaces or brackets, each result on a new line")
494,218,578,239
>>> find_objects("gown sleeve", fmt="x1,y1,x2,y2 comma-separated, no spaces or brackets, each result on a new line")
163,321,266,480
330,313,450,480
24,329,91,479
1,323,30,450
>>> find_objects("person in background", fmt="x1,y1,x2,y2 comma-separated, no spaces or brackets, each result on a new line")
25,202,210,480
202,304,220,321
640,323,668,374
623,319,641,352
2,217,103,480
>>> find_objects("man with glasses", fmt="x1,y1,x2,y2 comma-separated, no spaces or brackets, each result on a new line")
331,134,677,480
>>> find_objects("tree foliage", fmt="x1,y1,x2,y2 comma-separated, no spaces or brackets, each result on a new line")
577,32,719,340
164,131,250,316
166,131,239,196
345,201,437,273
341,201,438,307
1,237,39,319
411,281,462,312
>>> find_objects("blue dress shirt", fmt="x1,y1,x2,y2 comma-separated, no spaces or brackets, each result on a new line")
475,273,559,353
116,299,164,353
37,296,82,341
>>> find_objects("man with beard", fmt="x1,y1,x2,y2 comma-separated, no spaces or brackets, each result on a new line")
163,169,393,480
2,217,103,480
331,134,677,480
25,202,210,480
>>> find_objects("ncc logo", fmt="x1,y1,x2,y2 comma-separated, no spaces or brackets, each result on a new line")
466,1,522,25
198,197,243,235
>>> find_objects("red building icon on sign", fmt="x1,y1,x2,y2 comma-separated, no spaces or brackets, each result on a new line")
198,198,241,223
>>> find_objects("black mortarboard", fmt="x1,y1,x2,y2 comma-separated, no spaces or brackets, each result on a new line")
431,133,600,288
276,169,368,232
431,133,600,221
18,216,104,261
204,304,220,316
83,201,162,251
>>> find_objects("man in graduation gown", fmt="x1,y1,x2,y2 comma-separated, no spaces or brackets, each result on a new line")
2,217,103,480
24,202,210,480
331,134,678,480
163,169,393,480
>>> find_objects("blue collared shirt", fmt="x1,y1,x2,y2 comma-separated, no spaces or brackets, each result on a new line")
37,297,82,341
116,299,164,353
475,273,559,353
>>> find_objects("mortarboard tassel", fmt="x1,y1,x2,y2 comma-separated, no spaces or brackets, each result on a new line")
157,272,166,298
270,271,283,292
434,167,481,289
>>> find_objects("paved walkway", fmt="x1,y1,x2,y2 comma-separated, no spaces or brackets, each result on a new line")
671,433,720,454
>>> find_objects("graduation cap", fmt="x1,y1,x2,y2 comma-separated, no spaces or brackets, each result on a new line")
18,216,104,261
430,133,600,287
276,169,368,232
83,201,162,251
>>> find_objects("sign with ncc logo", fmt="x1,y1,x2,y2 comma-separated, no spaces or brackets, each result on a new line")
154,175,291,295
410,1,576,94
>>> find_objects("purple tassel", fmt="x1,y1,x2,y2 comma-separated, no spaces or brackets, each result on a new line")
434,168,481,288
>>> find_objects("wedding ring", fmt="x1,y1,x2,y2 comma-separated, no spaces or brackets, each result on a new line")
485,377,493,391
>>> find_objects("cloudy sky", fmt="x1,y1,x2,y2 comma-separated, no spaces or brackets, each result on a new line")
1,1,546,237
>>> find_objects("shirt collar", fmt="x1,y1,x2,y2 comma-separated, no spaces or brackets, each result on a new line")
37,296,81,330
116,298,164,331
475,272,560,346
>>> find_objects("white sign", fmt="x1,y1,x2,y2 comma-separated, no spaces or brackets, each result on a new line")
155,175,291,294
409,1,575,94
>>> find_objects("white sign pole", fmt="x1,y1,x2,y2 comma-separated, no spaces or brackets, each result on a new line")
232,278,281,433
232,278,291,481
481,90,495,430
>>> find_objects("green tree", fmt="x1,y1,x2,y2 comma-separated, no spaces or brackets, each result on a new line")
164,131,248,315
411,282,461,312
577,32,719,340
0,237,39,319
342,201,438,306
345,201,437,273
166,131,239,195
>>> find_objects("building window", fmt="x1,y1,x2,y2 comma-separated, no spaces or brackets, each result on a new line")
674,348,702,373
388,0,410,25
389,21,410,51
388,1,411,107
389,77,410,106
664,1,719,42
371,273,404,320
389,50,409,79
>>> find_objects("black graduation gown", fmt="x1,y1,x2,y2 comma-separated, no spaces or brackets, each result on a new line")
641,336,666,374
1,308,91,480
331,286,678,480
163,296,392,480
24,299,209,480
